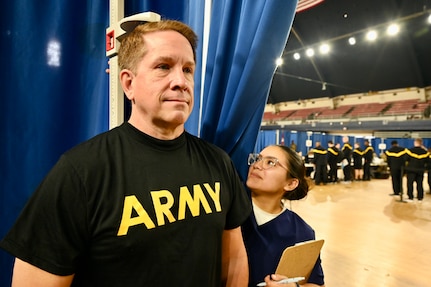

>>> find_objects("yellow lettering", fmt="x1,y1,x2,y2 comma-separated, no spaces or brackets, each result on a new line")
151,190,175,226
178,185,212,220
204,182,221,211
117,195,156,236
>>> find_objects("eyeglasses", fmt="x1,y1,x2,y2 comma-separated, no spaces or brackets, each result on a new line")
247,153,288,170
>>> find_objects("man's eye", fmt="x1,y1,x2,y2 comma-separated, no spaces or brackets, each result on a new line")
184,67,193,74
157,64,170,70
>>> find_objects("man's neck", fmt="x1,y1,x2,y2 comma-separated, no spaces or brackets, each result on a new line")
128,118,185,140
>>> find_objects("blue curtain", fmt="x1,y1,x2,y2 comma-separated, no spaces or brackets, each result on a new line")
1,1,110,284
200,0,298,180
255,130,278,153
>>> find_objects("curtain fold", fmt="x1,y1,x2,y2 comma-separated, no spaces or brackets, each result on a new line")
200,0,298,179
0,1,111,284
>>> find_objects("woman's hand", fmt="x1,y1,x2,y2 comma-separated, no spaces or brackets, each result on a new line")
262,274,298,287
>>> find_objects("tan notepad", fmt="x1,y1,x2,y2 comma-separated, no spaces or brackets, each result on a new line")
275,239,324,284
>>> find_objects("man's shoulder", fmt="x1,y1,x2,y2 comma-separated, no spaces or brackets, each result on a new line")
185,133,229,156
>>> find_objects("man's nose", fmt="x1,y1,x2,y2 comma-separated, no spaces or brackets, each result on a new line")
170,68,188,91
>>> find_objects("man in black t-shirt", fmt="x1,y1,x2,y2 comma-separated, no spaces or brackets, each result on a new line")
0,20,251,287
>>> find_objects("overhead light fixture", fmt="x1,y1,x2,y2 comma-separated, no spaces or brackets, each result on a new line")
306,48,315,57
275,57,283,66
348,37,356,45
321,82,327,90
293,52,301,60
366,30,378,41
428,14,431,24
386,23,399,36
319,43,330,54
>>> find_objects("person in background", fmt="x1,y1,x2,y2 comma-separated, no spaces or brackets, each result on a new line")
341,136,353,183
363,139,374,181
327,141,339,183
353,142,363,181
428,147,431,193
290,140,297,152
405,138,430,202
385,140,407,196
242,145,325,287
312,141,328,185
0,20,251,287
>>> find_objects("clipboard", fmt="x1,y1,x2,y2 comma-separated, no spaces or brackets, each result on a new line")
275,239,324,284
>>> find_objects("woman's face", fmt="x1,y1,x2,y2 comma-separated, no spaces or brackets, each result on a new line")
246,146,292,197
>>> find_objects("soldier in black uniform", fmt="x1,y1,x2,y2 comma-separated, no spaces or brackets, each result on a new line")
363,139,374,181
405,138,430,202
353,142,364,181
327,141,339,183
312,141,328,185
428,147,431,193
385,140,406,196
341,136,353,182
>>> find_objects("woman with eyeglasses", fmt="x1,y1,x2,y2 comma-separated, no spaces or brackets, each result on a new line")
242,145,325,287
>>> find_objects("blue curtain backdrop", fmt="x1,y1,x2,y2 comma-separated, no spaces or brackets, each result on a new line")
0,1,110,284
200,0,298,180
255,130,278,153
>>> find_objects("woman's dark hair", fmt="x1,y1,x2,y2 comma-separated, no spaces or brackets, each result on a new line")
276,145,312,201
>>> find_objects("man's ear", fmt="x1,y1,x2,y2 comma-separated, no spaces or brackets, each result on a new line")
284,178,299,192
119,69,134,101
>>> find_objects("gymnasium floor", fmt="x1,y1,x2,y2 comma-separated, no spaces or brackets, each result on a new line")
289,176,431,287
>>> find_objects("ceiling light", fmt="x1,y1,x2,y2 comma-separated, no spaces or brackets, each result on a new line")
319,43,330,54
348,37,356,45
306,48,315,57
293,52,301,60
275,58,283,66
386,23,399,36
366,30,378,41
428,14,431,24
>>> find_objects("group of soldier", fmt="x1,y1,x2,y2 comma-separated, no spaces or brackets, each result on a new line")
385,138,431,202
310,136,374,185
306,137,431,202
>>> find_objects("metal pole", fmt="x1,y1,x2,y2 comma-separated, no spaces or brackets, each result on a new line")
106,0,125,129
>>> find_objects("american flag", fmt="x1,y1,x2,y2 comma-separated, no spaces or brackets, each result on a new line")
296,0,324,13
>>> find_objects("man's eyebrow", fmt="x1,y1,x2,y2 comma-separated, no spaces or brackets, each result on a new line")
154,56,195,66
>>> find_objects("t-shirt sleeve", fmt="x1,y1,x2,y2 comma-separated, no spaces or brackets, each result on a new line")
0,155,89,276
223,158,252,230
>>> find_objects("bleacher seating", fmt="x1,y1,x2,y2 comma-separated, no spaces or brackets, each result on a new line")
347,103,389,117
287,107,326,120
316,105,353,119
384,99,431,116
263,110,295,121
262,96,431,123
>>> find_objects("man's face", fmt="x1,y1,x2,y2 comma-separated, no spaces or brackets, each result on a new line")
125,30,195,133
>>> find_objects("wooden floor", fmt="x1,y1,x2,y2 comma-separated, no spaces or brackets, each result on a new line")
289,176,431,287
